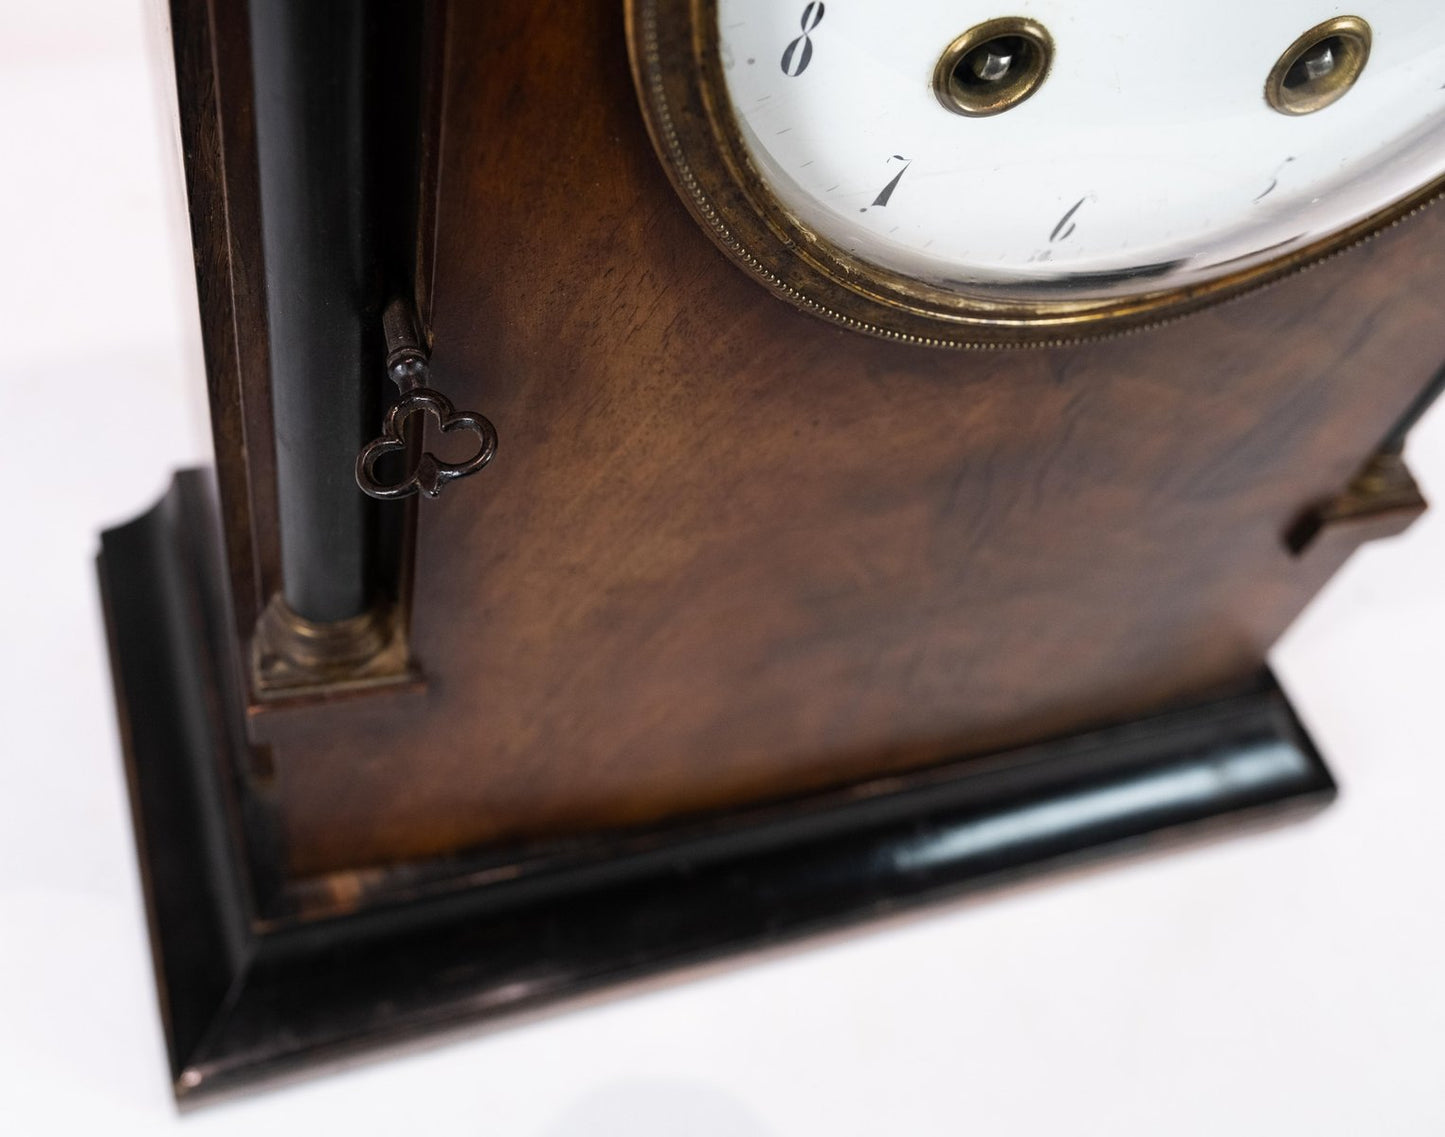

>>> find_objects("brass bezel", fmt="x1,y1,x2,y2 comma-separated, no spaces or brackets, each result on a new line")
933,17,1053,118
1266,16,1372,116
625,0,1445,348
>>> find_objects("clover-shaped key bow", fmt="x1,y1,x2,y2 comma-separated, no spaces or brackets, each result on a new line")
355,300,498,501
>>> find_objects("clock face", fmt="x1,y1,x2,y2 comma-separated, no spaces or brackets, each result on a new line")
628,1,1445,342
718,2,1445,300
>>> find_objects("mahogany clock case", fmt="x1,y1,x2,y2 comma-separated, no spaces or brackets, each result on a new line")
100,0,1443,1100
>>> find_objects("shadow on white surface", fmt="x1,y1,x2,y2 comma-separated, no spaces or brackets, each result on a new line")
540,1081,778,1137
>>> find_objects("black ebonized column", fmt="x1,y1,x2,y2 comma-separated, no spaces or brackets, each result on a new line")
248,0,422,623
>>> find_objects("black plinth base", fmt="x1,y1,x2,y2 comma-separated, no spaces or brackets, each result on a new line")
100,471,1337,1104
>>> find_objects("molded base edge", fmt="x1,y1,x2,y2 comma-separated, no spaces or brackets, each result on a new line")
100,470,1337,1104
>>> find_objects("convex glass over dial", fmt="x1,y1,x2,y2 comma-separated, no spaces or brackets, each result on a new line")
629,0,1445,344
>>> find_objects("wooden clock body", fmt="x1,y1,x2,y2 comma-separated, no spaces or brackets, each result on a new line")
100,0,1443,1098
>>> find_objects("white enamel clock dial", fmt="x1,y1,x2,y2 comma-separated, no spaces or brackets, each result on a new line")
717,2,1445,300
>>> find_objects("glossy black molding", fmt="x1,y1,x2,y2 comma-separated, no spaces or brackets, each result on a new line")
101,471,1337,1104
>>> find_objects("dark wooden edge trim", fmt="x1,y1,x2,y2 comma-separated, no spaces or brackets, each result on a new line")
167,0,285,639
99,471,260,1086
101,471,1337,1105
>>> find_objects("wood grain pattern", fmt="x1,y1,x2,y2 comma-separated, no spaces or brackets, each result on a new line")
240,0,1445,878
98,471,1333,1101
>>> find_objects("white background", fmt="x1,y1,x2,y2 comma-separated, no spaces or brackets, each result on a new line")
1,2,1443,1133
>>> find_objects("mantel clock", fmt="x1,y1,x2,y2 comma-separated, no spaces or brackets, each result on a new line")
99,0,1445,1099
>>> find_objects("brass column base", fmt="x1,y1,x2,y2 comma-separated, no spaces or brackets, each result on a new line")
252,592,416,700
